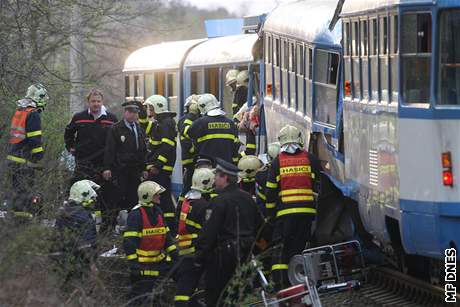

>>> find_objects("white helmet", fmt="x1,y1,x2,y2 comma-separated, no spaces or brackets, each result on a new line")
80,179,100,191
144,95,169,114
69,180,97,207
238,155,263,179
185,94,200,115
138,181,165,205
225,69,239,86
236,70,249,87
26,83,49,109
267,142,281,160
191,168,215,193
278,125,302,147
197,93,220,115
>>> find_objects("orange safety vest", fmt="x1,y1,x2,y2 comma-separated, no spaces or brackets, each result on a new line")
278,151,314,204
177,199,199,255
137,207,167,263
9,108,34,144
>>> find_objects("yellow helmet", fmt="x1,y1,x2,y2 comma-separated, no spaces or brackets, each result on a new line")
191,168,215,193
185,94,200,115
69,180,97,207
238,155,263,179
137,181,165,205
267,142,281,160
197,93,220,115
144,95,169,114
236,70,249,87
278,125,302,147
225,69,239,86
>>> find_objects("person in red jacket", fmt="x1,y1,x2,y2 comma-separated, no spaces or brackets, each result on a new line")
123,181,178,305
265,125,321,290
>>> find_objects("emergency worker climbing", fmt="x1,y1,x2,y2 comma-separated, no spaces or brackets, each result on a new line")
123,181,178,306
143,95,178,235
194,158,263,306
174,168,214,307
265,125,321,290
177,94,201,203
232,70,249,120
6,83,48,218
187,94,239,164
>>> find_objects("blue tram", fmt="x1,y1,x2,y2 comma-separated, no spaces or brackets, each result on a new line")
261,0,460,277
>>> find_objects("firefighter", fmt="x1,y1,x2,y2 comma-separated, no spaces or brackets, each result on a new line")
225,69,239,93
174,168,214,307
6,83,48,218
265,125,321,290
238,155,263,196
103,101,147,227
194,158,263,306
232,70,249,120
143,95,178,235
55,180,98,279
177,94,201,204
123,181,178,305
64,89,118,229
187,94,239,164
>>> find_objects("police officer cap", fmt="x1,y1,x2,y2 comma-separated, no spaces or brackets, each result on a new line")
193,154,215,168
122,100,140,112
215,158,241,177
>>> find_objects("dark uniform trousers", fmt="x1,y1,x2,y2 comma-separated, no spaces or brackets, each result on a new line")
271,214,314,290
174,257,204,307
8,163,36,217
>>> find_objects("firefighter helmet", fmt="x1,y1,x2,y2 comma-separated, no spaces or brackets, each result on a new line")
137,181,165,204
238,155,263,179
225,69,239,86
197,93,220,115
236,70,249,87
69,180,97,207
279,125,302,147
185,94,200,114
191,168,215,193
26,83,49,109
144,95,169,114
267,142,281,160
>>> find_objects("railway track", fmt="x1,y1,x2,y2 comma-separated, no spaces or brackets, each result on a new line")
322,266,458,306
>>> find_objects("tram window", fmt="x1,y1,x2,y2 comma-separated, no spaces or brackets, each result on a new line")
314,50,338,125
284,41,289,70
370,19,378,55
344,22,351,56
125,75,130,97
155,72,165,96
205,68,219,97
438,10,460,105
401,13,432,104
290,42,295,73
308,48,313,80
352,21,360,56
391,16,399,54
380,17,388,55
134,75,140,97
361,20,368,56
144,73,154,98
266,35,271,64
297,44,304,76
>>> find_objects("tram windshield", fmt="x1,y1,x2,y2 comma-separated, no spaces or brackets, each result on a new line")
438,10,460,106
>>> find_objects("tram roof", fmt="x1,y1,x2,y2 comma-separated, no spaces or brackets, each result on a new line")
123,39,206,73
263,0,342,47
341,0,437,16
184,34,258,68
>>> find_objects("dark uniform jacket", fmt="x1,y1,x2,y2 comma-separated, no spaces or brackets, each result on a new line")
103,120,146,173
187,115,239,164
177,112,199,167
55,201,97,261
232,85,248,116
8,106,44,163
265,149,321,219
194,184,263,265
64,109,118,165
146,114,177,174
123,205,178,269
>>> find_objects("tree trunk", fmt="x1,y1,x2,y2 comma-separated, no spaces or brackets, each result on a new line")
69,2,84,114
